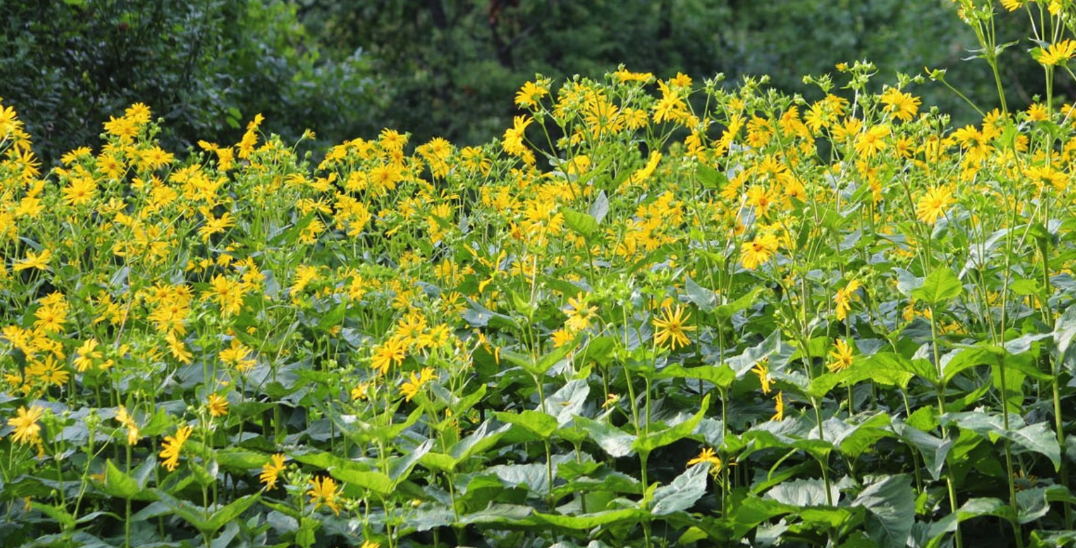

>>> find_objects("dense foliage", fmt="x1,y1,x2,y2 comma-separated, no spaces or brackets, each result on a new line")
5,1,1076,548
0,0,380,164
297,0,1050,146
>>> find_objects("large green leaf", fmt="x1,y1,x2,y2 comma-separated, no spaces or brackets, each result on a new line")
655,363,736,389
496,410,558,439
650,463,709,515
577,416,636,458
563,208,598,239
911,267,962,305
853,475,914,548
102,459,141,499
633,394,711,453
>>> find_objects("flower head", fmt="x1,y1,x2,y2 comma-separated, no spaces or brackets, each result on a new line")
834,279,863,321
8,405,44,445
652,304,697,350
771,392,786,422
915,185,955,225
828,339,855,373
260,454,286,490
687,447,723,470
308,476,343,515
741,233,779,270
207,394,229,418
1035,40,1076,66
159,425,192,472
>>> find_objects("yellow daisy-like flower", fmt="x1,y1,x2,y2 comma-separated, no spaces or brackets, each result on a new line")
687,447,723,471
260,454,286,490
8,405,44,445
207,394,229,418
652,304,697,350
371,336,407,376
400,367,436,402
833,279,863,321
515,80,550,108
771,391,786,422
14,248,52,272
915,185,955,225
828,339,855,373
115,405,141,446
1035,40,1076,66
752,361,774,395
308,476,343,515
880,88,921,122
159,425,192,472
740,233,779,270
565,294,598,332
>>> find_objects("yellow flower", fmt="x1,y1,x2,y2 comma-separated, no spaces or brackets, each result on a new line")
115,406,141,445
74,338,102,372
159,425,192,472
854,124,890,158
371,336,407,375
740,233,779,270
687,447,723,470
207,394,229,417
515,80,550,108
260,454,286,490
880,88,921,122
8,405,44,445
652,304,697,350
828,339,855,373
308,476,343,515
833,279,863,321
14,248,51,272
565,294,597,332
351,381,371,401
752,361,774,395
400,367,436,402
771,391,786,422
915,185,955,225
1035,40,1076,66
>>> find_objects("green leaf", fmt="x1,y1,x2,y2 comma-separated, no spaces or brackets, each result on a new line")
633,394,711,453
563,208,598,239
577,416,636,458
893,421,951,481
389,439,434,483
766,478,836,507
727,331,782,377
329,468,393,496
589,190,610,223
103,459,141,499
656,363,736,389
651,464,709,515
532,508,646,529
715,286,767,319
541,379,590,425
216,448,269,470
685,276,718,312
861,352,937,385
696,164,728,190
853,475,914,548
927,498,1016,548
316,300,348,331
1010,422,1062,471
911,267,962,306
205,493,261,533
501,339,577,376
1055,305,1076,354
496,410,558,439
